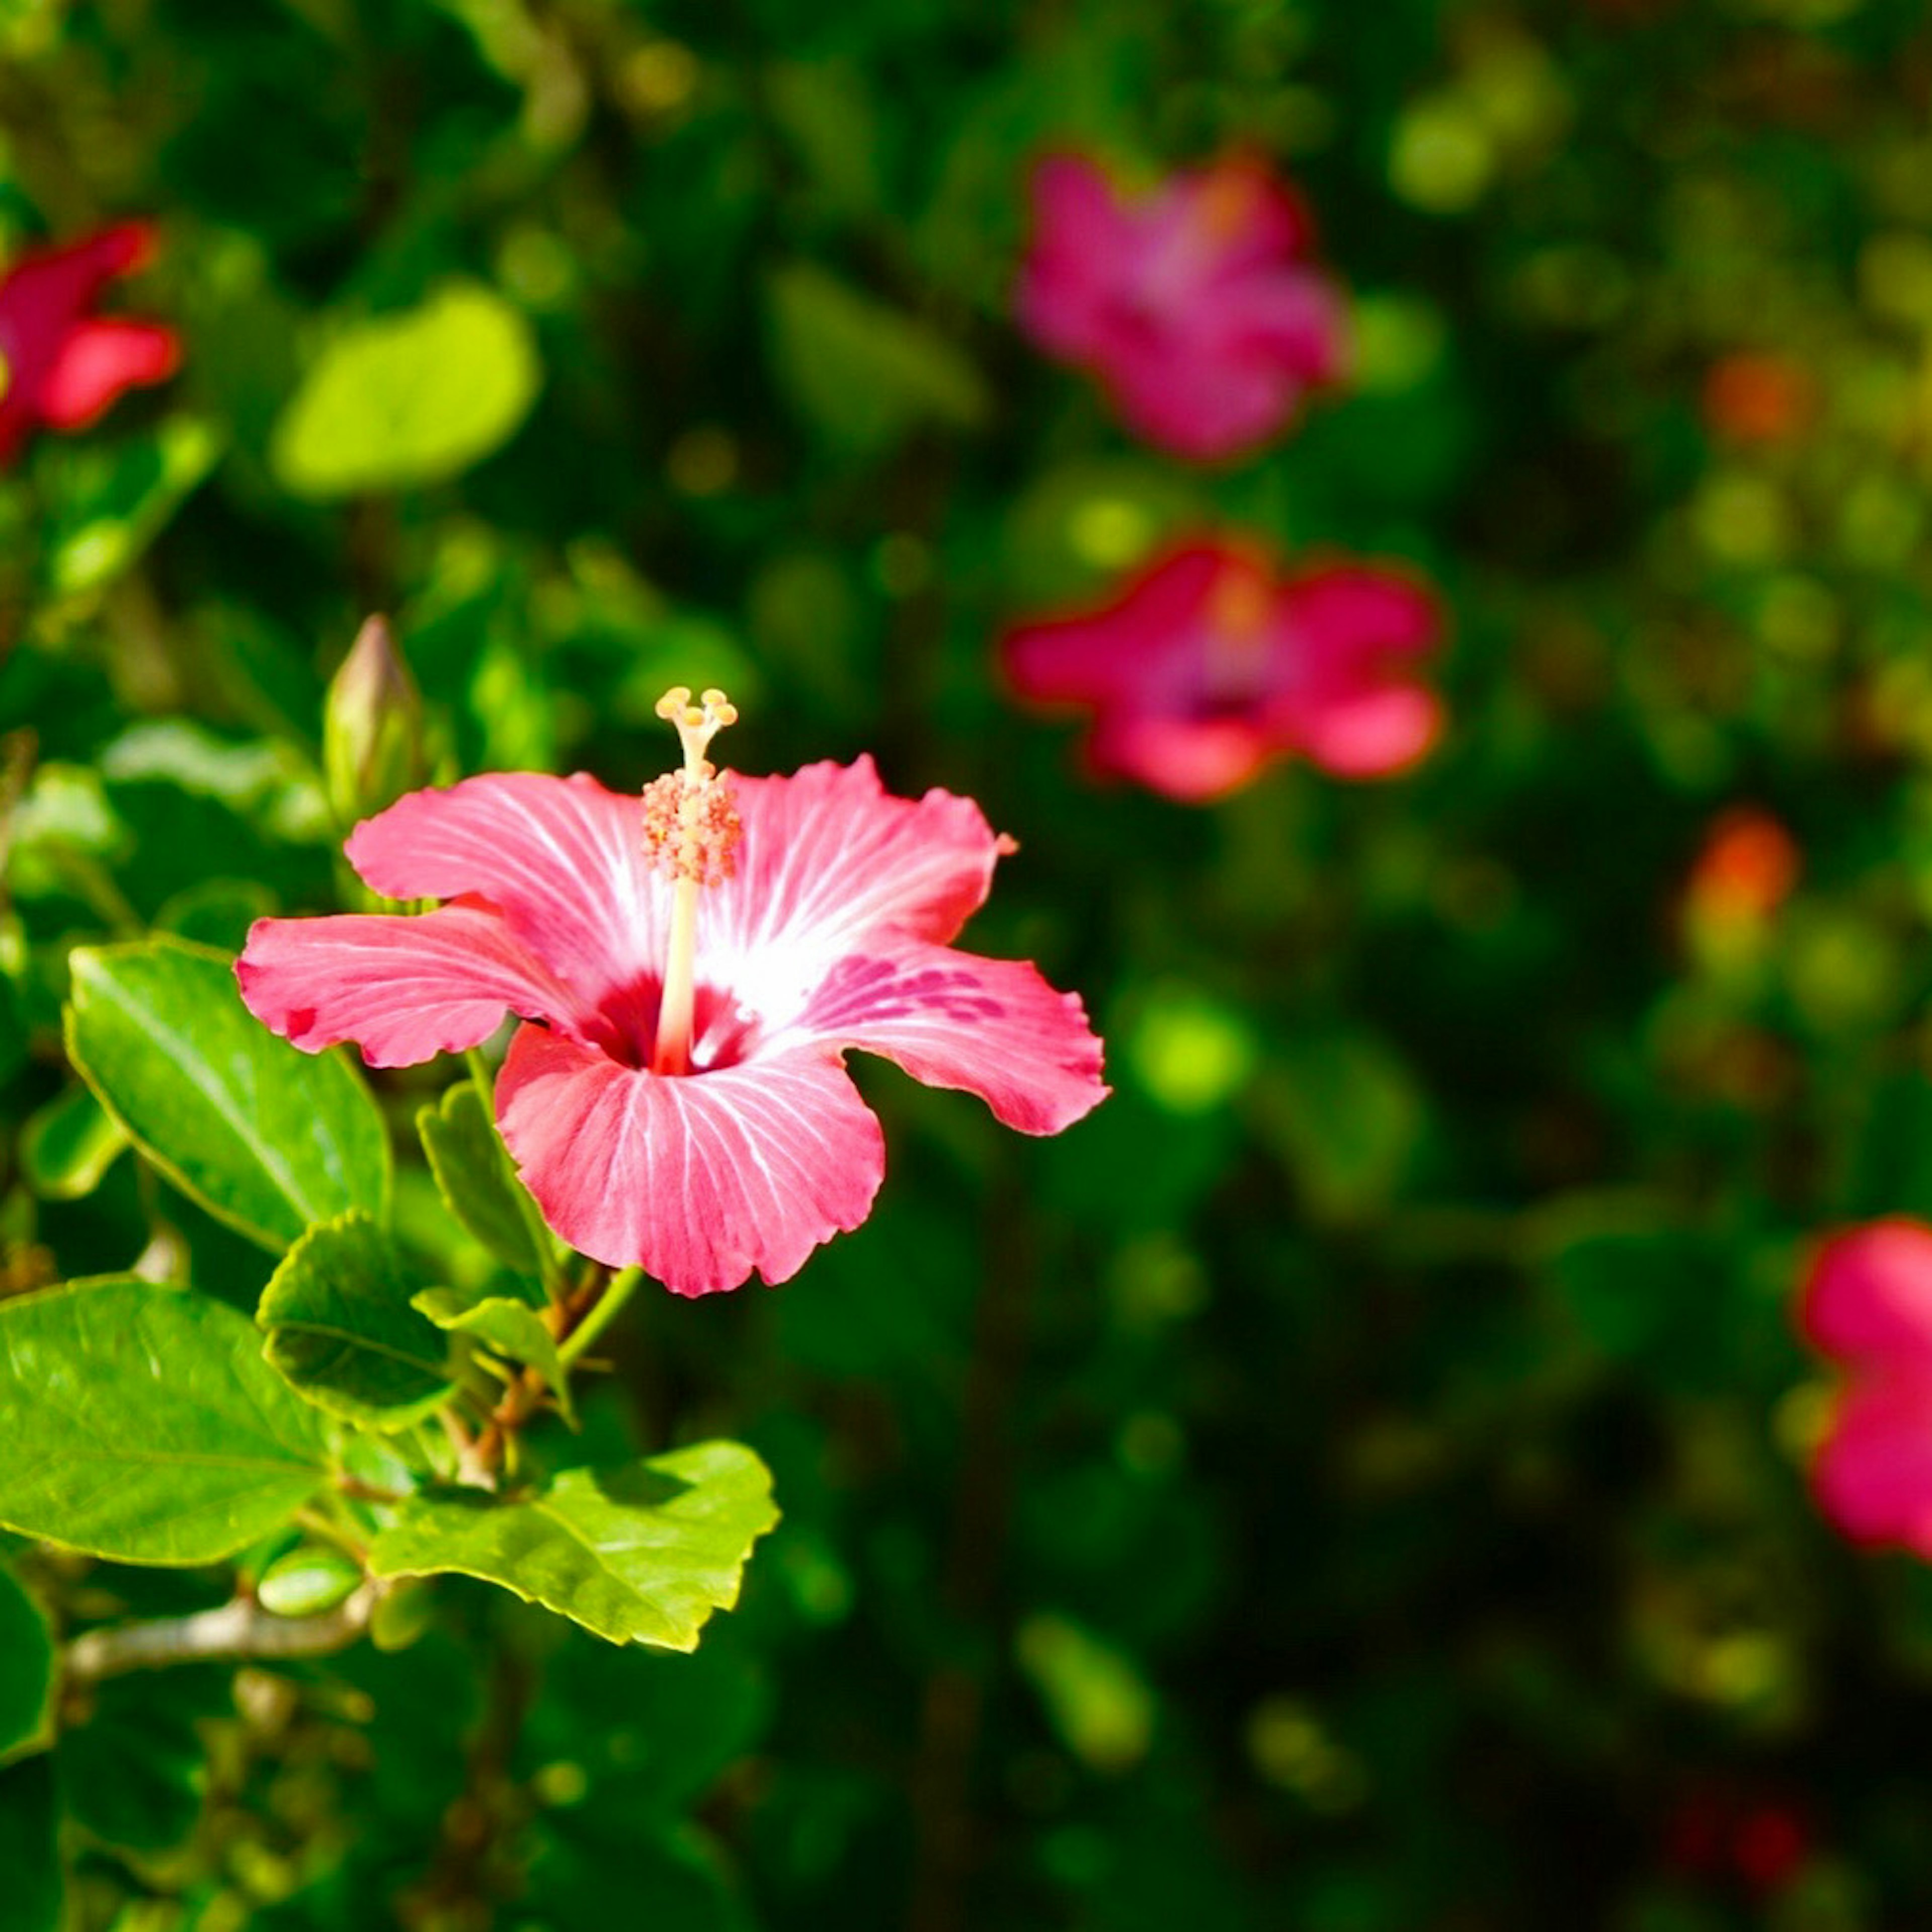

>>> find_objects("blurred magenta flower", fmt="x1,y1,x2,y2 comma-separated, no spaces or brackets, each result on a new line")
1016,152,1348,461
1798,1219,1932,1557
1003,539,1444,801
238,689,1107,1295
0,223,179,463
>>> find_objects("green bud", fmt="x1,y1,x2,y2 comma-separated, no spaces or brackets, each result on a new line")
323,614,426,827
257,1544,364,1619
369,1578,437,1652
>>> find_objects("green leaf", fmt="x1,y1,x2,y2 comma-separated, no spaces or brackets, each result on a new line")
20,1083,127,1200
65,936,390,1250
0,1568,53,1764
766,262,987,456
0,1279,332,1564
259,1212,456,1429
367,1442,779,1650
271,281,542,498
418,1082,542,1276
0,1759,60,1932
414,1285,574,1427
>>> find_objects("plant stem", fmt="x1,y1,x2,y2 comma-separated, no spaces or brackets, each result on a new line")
66,1585,379,1684
463,1048,571,1304
556,1265,644,1372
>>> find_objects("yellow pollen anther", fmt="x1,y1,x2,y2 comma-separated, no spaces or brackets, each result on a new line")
644,687,743,1076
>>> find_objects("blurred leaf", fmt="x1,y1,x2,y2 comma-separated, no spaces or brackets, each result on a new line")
414,1284,572,1426
271,282,541,498
154,878,279,951
418,1081,543,1276
766,262,986,455
1254,1028,1424,1224
66,937,390,1250
0,1566,52,1763
60,1667,223,1854
20,1082,126,1200
0,1758,59,1932
260,1211,456,1429
368,1442,779,1649
1016,1612,1154,1774
40,418,223,600
0,1279,331,1563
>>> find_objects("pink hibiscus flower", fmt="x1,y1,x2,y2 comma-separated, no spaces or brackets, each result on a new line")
237,690,1108,1296
1016,151,1349,462
0,223,180,464
1002,538,1445,802
1797,1219,1932,1558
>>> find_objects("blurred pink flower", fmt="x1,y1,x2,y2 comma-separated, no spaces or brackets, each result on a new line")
1798,1219,1932,1557
1003,539,1444,801
1016,152,1348,461
237,692,1107,1296
0,223,179,463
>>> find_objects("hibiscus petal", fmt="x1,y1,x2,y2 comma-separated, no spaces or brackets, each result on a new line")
237,901,594,1068
36,318,180,428
1802,1219,1932,1367
1016,154,1134,358
1812,1375,1932,1557
784,942,1107,1135
494,1027,886,1295
1294,686,1444,779
1085,707,1273,802
1221,271,1351,387
712,757,1007,980
345,772,663,1005
1003,547,1223,706
1288,566,1442,664
0,224,155,358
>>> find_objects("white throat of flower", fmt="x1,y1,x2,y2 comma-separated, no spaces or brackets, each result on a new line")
641,686,741,1076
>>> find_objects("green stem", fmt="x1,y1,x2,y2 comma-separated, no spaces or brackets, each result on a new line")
464,1047,571,1304
557,1265,645,1372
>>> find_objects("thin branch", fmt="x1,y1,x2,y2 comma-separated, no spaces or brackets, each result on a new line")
65,1584,379,1685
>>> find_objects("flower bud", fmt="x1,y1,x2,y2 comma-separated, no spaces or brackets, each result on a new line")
257,1543,364,1619
323,614,425,828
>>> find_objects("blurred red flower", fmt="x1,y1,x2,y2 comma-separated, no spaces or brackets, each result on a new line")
1701,352,1816,447
1003,539,1444,801
1798,1219,1932,1558
1683,807,1800,926
0,223,179,463
1016,152,1348,462
238,693,1107,1295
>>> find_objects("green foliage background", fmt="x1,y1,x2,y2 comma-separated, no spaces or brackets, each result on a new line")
7,0,1932,1925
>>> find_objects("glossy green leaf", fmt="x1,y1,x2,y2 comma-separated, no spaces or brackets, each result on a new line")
259,1212,456,1429
0,1758,60,1932
418,1081,543,1276
367,1442,779,1649
271,281,541,498
0,1568,53,1764
20,1083,127,1200
413,1284,573,1427
0,1279,332,1564
65,937,390,1250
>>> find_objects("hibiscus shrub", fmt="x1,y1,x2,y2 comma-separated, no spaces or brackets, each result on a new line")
9,1,1932,1929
